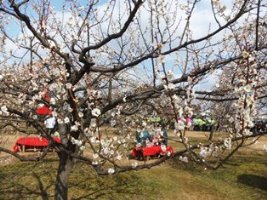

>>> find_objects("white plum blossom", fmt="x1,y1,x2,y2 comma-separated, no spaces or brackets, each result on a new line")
49,83,61,91
167,70,174,80
179,156,188,163
108,168,115,174
78,6,85,11
66,83,72,90
57,118,64,124
67,106,73,113
50,98,56,105
1,105,8,113
109,149,114,155
212,0,220,6
92,161,98,165
247,120,254,128
243,129,253,136
131,162,138,168
90,120,97,128
78,112,84,118
142,121,147,127
115,105,123,115
199,147,211,158
37,103,44,108
71,124,79,132
116,154,122,160
48,40,57,49
92,108,101,117
224,138,232,149
70,137,82,146
242,50,250,58
64,117,70,124
84,128,92,137
164,83,175,90
110,119,116,127
80,146,85,151
93,153,99,159
228,116,234,123
1,105,9,115
102,148,109,155
176,119,185,131
51,68,61,77
243,85,252,93
123,95,127,102
0,75,3,81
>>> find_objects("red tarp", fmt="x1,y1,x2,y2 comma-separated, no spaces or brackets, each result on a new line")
131,145,174,158
13,136,61,152
35,106,52,115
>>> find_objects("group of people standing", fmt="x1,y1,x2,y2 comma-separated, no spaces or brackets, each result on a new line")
192,116,217,131
174,115,217,132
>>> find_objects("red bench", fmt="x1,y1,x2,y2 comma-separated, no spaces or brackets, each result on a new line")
131,145,174,160
13,136,61,152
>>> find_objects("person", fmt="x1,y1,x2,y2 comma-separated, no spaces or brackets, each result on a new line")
145,138,154,147
152,128,161,145
44,115,57,135
135,121,151,146
193,117,205,131
160,123,168,146
185,116,192,130
205,117,217,132
140,128,150,146
135,127,142,144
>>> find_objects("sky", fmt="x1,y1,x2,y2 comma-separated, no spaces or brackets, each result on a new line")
0,0,253,91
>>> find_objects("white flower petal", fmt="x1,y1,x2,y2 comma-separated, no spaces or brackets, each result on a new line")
92,108,101,117
108,168,115,174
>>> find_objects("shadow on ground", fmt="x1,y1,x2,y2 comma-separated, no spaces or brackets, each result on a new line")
237,174,267,191
0,160,152,200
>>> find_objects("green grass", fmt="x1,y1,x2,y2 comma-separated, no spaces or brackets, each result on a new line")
0,153,266,200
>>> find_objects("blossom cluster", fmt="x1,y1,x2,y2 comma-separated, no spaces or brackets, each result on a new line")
231,51,260,136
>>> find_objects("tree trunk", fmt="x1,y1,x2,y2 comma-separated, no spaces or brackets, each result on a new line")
54,152,74,200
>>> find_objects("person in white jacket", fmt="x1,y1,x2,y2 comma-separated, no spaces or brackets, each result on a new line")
44,116,57,135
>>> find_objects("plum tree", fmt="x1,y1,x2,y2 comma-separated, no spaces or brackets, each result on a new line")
0,0,266,199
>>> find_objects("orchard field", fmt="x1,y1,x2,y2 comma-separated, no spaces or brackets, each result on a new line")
1,131,266,200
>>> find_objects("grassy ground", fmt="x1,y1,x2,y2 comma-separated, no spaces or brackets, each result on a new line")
0,131,267,199
0,151,266,200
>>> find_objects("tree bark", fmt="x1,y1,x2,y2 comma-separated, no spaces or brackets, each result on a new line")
54,151,74,200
